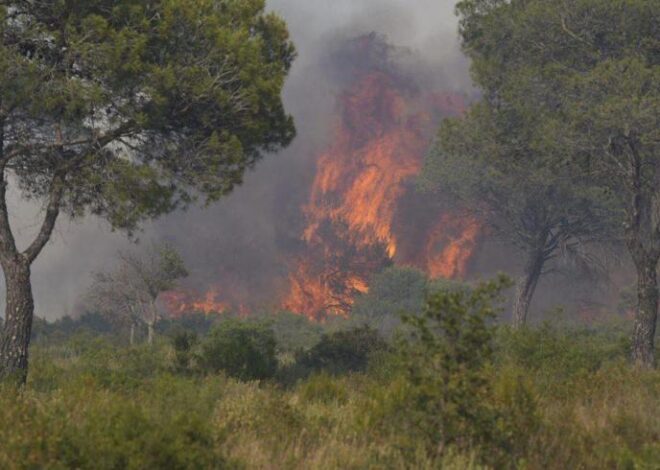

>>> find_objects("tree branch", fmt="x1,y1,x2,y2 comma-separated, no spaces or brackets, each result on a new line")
559,15,594,49
1,120,137,168
22,173,65,264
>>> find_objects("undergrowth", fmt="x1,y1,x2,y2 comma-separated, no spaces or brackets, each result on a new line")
0,294,657,469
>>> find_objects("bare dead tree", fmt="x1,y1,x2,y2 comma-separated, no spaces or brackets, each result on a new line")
86,242,188,345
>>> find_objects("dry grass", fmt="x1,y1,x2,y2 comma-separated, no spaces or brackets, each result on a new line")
0,325,656,469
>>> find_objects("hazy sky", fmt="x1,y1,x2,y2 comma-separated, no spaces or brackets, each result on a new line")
8,0,470,320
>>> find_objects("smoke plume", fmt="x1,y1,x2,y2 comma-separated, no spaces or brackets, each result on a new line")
8,0,476,320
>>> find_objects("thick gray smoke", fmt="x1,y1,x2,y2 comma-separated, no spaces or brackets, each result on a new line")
9,0,474,320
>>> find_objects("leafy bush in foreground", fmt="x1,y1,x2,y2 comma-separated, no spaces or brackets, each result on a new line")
394,275,539,466
199,320,277,381
171,329,199,373
296,326,388,375
2,289,657,469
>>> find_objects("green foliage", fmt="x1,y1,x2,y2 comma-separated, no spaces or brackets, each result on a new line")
157,312,220,338
265,311,323,353
31,312,115,344
452,0,659,208
0,317,655,469
495,321,632,392
199,319,277,381
297,326,388,376
351,267,469,336
351,266,429,335
0,0,296,226
398,275,515,460
421,103,615,253
297,372,349,405
451,0,660,360
171,330,198,374
0,375,234,469
146,242,189,295
421,0,630,329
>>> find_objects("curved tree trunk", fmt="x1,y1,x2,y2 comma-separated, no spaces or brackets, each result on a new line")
0,258,34,384
631,257,658,368
512,247,545,329
0,123,64,385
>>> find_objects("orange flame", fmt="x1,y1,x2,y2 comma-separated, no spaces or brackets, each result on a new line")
284,64,478,320
424,215,480,279
165,36,480,322
162,284,250,317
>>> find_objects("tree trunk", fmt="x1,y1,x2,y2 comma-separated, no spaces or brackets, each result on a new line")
147,321,154,346
146,300,158,346
0,259,34,384
512,247,545,328
631,256,658,368
129,323,136,346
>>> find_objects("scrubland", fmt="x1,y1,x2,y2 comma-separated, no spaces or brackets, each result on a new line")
1,290,657,470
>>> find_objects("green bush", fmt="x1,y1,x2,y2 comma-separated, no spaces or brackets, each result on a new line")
351,267,429,335
266,311,323,352
297,326,388,375
0,377,234,469
298,372,349,404
199,320,278,381
157,312,222,337
495,321,631,395
171,330,199,373
6,317,659,469
397,275,527,466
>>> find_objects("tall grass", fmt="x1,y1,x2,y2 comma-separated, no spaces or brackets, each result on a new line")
0,322,656,469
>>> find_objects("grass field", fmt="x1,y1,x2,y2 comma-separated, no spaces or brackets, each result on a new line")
0,316,657,470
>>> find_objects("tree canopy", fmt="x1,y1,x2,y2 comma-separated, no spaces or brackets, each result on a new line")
0,0,296,382
420,3,618,327
448,0,659,365
0,0,295,231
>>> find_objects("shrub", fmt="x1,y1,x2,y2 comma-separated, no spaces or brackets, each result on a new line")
296,326,388,375
0,375,235,469
397,275,526,465
351,267,429,335
266,311,323,352
9,316,660,469
199,320,277,381
495,321,631,395
31,312,115,345
157,312,221,337
298,372,349,404
171,330,199,373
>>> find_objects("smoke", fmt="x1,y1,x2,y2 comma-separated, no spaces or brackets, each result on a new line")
6,0,474,320
154,0,475,314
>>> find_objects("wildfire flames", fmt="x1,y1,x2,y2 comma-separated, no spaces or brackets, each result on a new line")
283,35,479,319
165,34,480,320
162,270,250,317
162,289,231,316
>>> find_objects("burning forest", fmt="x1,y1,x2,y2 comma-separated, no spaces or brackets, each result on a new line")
165,34,480,320
4,2,657,465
